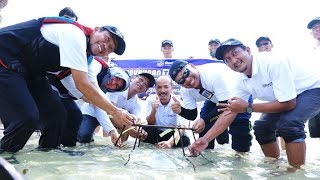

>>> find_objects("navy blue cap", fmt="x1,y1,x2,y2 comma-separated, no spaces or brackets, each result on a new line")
102,25,126,55
161,40,173,47
139,73,155,87
255,36,272,47
215,38,244,60
307,17,320,29
169,60,188,80
208,38,221,45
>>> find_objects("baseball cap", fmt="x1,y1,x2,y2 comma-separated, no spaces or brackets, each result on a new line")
161,40,173,47
255,36,272,47
307,17,320,29
138,73,155,87
215,38,244,60
169,60,188,80
100,67,131,93
102,25,126,55
208,38,221,45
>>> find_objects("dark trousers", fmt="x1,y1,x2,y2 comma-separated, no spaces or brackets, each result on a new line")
77,114,100,143
308,112,320,138
60,97,83,146
143,126,190,147
254,88,320,144
200,100,252,152
0,68,65,152
199,122,229,149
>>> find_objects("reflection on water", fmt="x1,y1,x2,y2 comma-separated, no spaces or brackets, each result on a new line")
0,131,319,180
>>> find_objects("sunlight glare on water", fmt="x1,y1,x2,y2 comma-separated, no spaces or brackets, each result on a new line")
1,127,319,180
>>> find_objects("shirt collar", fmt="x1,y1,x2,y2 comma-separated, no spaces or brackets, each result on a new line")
239,56,258,80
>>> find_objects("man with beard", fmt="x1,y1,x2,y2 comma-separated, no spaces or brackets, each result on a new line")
142,76,190,148
0,16,132,152
190,38,320,169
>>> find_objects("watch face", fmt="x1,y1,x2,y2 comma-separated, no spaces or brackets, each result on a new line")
246,107,252,113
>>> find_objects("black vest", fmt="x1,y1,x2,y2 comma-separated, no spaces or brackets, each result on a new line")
48,56,109,98
0,17,92,75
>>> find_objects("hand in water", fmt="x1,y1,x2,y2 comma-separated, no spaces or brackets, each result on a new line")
189,137,209,156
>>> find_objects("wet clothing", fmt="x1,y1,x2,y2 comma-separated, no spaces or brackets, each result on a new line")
49,57,109,146
235,53,320,144
307,45,320,138
0,17,91,152
200,100,252,152
143,94,190,147
77,114,103,143
308,113,320,138
180,63,252,152
254,89,320,143
143,127,190,147
78,88,143,143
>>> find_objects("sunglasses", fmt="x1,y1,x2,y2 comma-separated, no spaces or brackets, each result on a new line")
257,42,270,47
177,68,190,85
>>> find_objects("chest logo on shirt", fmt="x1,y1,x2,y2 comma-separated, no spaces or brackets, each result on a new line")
262,82,273,88
199,88,214,99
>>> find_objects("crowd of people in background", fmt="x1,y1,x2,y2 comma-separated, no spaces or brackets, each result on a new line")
1,4,320,173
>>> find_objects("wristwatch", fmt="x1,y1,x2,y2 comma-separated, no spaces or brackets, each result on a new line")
246,102,253,113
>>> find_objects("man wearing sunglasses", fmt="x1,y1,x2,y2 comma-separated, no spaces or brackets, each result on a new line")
169,60,252,152
191,38,320,169
255,36,273,52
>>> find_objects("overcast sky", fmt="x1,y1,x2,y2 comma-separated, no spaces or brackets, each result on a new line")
1,0,319,59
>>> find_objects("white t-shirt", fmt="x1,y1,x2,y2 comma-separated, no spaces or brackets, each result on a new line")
60,59,103,99
41,23,88,73
234,53,320,102
181,63,238,109
145,94,186,131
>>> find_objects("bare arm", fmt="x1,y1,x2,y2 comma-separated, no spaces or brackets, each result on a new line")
218,97,296,114
202,111,237,143
146,96,160,125
252,99,296,113
146,108,157,125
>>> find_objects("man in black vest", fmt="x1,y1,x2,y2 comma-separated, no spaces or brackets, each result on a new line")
0,17,132,152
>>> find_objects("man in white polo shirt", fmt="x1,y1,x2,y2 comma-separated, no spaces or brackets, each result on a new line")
142,76,190,148
169,60,252,152
190,38,320,169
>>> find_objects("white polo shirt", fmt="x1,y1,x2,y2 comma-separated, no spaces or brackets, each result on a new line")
41,23,88,73
106,89,144,118
146,94,186,131
181,63,238,109
234,53,320,102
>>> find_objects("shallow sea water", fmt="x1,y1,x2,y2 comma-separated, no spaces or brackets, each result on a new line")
1,128,320,180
